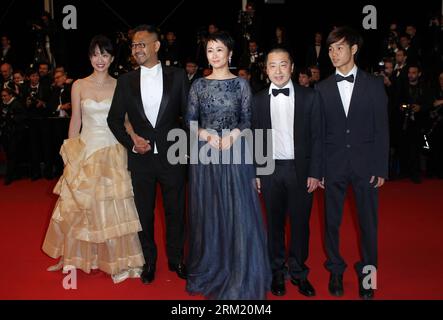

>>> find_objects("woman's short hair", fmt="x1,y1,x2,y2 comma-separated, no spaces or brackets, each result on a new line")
88,35,114,57
205,31,234,52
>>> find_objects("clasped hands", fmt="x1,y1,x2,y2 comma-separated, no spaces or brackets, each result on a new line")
206,134,235,150
203,129,240,150
131,133,151,154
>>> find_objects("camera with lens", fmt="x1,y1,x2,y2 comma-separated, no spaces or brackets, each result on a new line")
374,61,385,76
26,90,39,108
30,90,38,102
401,103,411,110
401,103,416,130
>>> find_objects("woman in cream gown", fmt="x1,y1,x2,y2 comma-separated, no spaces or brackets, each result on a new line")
42,35,145,283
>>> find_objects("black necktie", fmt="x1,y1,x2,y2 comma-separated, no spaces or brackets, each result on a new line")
335,74,355,83
272,88,290,97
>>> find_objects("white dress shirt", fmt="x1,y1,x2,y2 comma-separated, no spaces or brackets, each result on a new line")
140,62,163,153
336,65,357,117
315,45,321,58
269,80,295,160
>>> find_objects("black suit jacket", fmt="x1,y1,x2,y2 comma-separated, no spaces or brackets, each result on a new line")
315,69,389,180
107,65,189,172
252,84,323,182
305,44,331,76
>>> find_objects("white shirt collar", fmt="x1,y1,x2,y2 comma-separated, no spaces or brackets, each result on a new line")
140,62,161,76
336,64,358,78
269,80,294,96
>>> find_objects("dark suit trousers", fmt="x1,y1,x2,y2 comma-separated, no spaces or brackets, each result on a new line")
324,161,378,277
130,155,186,267
261,161,313,279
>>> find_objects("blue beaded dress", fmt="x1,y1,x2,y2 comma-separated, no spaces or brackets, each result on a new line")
185,77,271,300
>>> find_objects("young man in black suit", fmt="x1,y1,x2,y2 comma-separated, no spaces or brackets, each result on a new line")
107,25,188,284
252,48,323,297
315,26,389,300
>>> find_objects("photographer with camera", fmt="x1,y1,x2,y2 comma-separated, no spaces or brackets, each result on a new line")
238,2,262,40
45,70,71,178
112,31,132,77
11,70,26,103
30,12,67,68
380,22,399,60
427,71,443,179
159,31,183,68
397,65,432,183
0,88,27,185
23,68,51,180
239,39,265,87
376,58,401,179
1,63,14,91
0,35,17,68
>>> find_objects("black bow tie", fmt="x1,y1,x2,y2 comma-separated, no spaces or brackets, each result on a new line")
272,88,290,97
335,74,355,83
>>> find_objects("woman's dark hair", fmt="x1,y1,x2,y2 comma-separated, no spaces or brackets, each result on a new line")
205,31,234,52
326,26,363,56
88,35,114,57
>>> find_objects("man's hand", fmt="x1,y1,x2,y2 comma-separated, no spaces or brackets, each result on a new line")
132,133,151,154
207,134,221,149
307,177,320,193
319,178,325,189
255,178,261,194
370,176,385,188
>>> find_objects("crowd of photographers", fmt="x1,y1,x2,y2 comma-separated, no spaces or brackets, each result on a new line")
0,5,442,185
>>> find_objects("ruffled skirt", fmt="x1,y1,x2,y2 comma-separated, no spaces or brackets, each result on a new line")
42,137,145,280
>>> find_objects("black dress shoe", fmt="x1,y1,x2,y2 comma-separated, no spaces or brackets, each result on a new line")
291,277,316,297
358,278,374,300
271,273,286,296
328,273,344,297
140,264,155,284
168,262,187,280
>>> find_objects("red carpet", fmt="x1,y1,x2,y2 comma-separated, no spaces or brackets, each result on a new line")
1,176,442,300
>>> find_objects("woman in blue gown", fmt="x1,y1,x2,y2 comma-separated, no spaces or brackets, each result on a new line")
185,31,271,300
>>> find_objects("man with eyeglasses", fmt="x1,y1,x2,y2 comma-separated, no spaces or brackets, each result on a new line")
108,24,189,285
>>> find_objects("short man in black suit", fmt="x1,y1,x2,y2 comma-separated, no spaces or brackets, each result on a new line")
252,48,322,297
107,25,188,284
315,27,389,300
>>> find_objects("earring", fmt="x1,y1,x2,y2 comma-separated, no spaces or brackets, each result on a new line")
229,57,232,66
